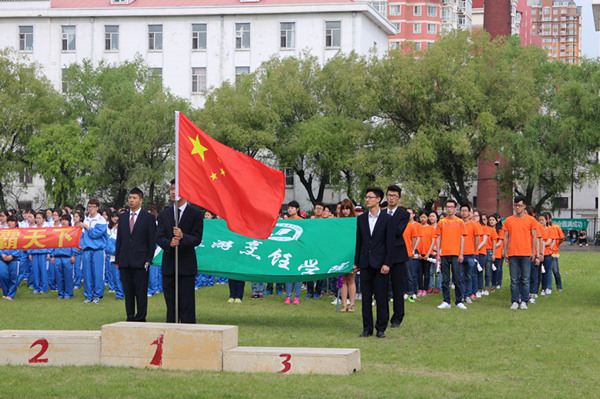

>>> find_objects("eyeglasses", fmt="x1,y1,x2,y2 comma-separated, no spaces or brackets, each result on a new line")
514,204,525,208
386,194,399,199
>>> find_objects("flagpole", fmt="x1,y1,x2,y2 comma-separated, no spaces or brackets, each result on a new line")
174,111,180,323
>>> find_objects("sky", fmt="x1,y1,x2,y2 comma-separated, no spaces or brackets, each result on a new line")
579,0,599,58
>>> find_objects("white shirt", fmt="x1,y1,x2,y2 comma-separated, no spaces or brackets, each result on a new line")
387,207,396,216
174,202,188,222
368,209,381,236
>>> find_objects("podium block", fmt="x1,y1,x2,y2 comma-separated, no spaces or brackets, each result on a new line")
0,330,101,366
223,346,361,375
100,322,238,370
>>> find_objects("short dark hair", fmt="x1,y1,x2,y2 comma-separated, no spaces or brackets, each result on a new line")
7,215,17,223
386,185,402,196
460,204,472,211
514,195,527,205
88,198,100,207
170,178,176,186
288,200,300,209
314,202,324,209
445,199,457,207
365,187,384,202
324,205,332,212
60,214,72,225
129,187,144,199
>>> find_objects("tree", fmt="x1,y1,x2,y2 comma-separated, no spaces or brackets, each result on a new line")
0,48,63,208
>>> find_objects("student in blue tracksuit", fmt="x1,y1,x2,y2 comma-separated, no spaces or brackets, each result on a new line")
78,198,107,304
105,211,123,300
51,214,76,299
29,211,52,293
17,210,36,288
0,215,21,300
72,211,84,290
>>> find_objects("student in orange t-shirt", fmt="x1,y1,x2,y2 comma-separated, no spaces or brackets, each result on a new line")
545,212,564,293
403,208,422,301
435,199,468,309
537,212,558,297
525,206,544,302
487,214,503,291
479,213,496,295
460,205,481,303
417,211,435,297
502,196,538,310
473,210,489,298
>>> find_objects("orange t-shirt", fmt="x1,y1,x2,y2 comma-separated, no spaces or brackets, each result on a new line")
418,224,436,255
477,224,490,255
551,223,565,254
463,221,481,255
485,226,498,251
541,225,560,256
503,215,538,257
435,217,467,256
494,229,504,259
403,221,422,257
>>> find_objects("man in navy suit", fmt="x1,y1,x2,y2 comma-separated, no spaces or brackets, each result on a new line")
156,179,204,323
353,187,395,338
115,187,157,322
385,185,410,328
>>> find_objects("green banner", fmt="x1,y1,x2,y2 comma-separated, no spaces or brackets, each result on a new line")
152,218,356,283
553,218,588,231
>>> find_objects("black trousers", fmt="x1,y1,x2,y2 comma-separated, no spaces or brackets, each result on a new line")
360,267,389,333
390,261,406,326
120,267,149,322
163,274,196,323
228,279,245,299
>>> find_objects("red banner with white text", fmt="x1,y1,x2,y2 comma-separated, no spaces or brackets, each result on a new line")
0,227,82,250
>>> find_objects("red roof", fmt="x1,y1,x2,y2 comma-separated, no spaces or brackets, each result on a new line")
51,0,354,8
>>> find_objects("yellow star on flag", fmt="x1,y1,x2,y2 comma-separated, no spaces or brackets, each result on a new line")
210,172,217,181
189,135,208,161
220,168,226,176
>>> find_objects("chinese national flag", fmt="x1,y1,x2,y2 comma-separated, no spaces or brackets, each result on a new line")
176,112,285,239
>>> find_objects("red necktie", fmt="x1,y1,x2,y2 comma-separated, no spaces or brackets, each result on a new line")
129,212,136,233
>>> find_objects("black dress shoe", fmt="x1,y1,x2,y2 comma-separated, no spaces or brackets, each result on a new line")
390,322,401,328
376,331,386,338
359,330,373,337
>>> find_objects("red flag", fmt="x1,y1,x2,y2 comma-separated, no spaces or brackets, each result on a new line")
175,112,285,239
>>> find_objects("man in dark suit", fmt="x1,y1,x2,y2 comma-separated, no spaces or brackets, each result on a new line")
385,185,410,328
353,187,395,338
156,179,204,323
115,187,157,322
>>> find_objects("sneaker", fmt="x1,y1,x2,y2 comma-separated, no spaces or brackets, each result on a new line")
313,294,320,300
356,293,362,301
496,285,501,290
331,298,342,305
3,296,12,301
305,293,313,299
510,302,519,310
83,298,92,303
403,294,409,300
465,296,472,304
372,300,376,306
520,302,528,310
422,291,427,297
234,298,242,304
437,302,451,309
265,291,273,296
249,294,258,299
293,297,300,305
427,288,433,294
284,297,291,304
456,303,467,310
533,294,538,298
92,297,100,304
530,298,536,304
558,288,563,292
227,298,234,303
483,290,489,296
276,290,283,296
434,288,440,294
546,289,552,295
451,284,455,289
540,290,545,296
258,294,264,299
476,291,482,298
471,294,476,300
408,295,416,303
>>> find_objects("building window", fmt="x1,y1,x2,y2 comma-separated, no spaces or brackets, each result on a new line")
280,22,295,49
415,42,421,51
61,26,76,51
370,1,387,17
105,25,119,51
390,4,401,15
554,197,568,209
150,67,162,83
192,23,207,50
414,5,421,16
19,26,33,51
235,23,251,49
19,168,33,185
389,41,400,50
325,21,341,48
427,6,436,17
149,25,163,50
285,168,294,186
235,66,250,82
392,22,401,32
413,23,421,34
427,23,436,34
191,67,206,93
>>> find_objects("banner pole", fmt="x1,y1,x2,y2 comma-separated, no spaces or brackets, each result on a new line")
175,111,180,323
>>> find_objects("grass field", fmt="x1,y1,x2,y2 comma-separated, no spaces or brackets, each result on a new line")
1,251,599,399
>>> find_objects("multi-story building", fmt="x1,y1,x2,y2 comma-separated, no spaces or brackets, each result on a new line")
530,0,582,63
474,0,532,45
0,0,395,211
